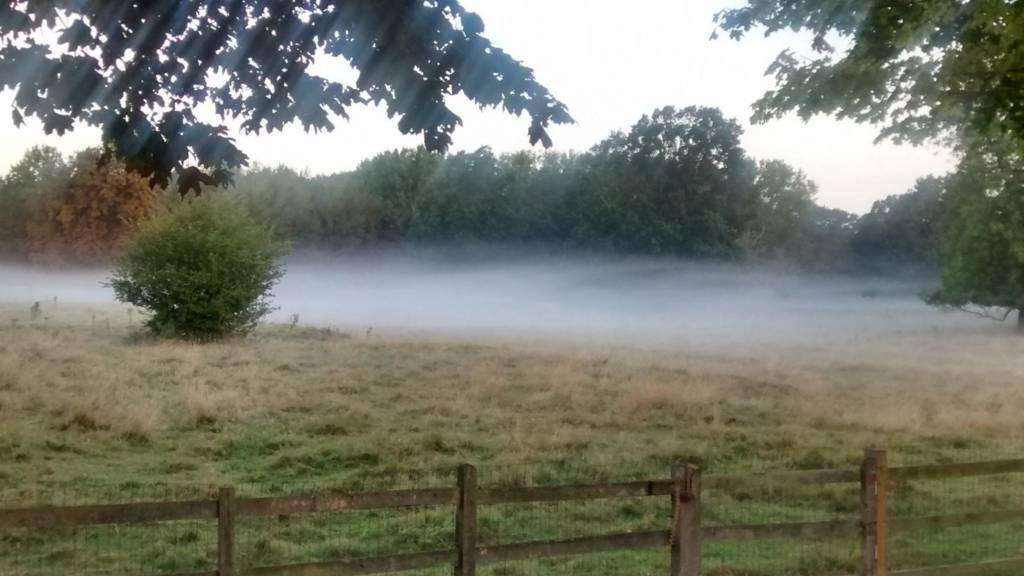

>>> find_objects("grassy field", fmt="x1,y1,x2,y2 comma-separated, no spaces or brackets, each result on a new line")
2,302,1024,575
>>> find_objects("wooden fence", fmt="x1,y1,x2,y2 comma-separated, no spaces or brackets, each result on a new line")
3,449,1024,575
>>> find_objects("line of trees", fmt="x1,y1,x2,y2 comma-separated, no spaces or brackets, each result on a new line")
0,105,940,272
217,106,942,271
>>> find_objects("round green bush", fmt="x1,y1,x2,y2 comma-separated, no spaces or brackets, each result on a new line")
111,196,286,340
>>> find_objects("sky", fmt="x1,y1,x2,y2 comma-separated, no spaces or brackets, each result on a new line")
0,0,956,214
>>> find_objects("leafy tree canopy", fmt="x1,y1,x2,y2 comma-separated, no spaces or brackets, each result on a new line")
0,1,572,193
111,195,286,339
852,176,943,266
715,1,1024,150
0,145,70,254
929,139,1024,328
743,159,818,259
29,148,159,262
575,106,757,256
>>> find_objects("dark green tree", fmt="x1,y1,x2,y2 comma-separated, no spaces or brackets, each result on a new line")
0,1,571,193
0,146,71,256
229,166,327,243
317,181,385,246
413,148,502,241
715,1,1024,149
494,151,583,241
717,1,1024,320
929,141,1024,330
852,177,943,266
744,159,818,261
349,148,442,239
568,106,757,256
802,205,859,269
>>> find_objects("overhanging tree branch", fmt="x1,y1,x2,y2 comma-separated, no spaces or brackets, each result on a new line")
0,1,573,194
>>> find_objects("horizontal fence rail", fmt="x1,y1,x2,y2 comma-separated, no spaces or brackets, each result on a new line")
704,467,862,490
703,519,862,543
477,530,670,564
244,550,457,576
889,458,1024,481
890,508,1024,532
0,499,217,530
237,487,457,515
478,479,670,504
890,557,1024,576
3,452,1024,576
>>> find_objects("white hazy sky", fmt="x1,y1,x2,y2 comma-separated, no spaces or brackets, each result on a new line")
0,0,955,214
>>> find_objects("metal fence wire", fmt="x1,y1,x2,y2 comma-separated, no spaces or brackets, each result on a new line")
5,453,1024,576
701,475,861,576
888,468,1024,572
232,476,454,572
0,482,218,576
476,462,671,576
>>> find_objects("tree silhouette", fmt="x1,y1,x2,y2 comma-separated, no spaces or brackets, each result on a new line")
716,1,1024,150
0,1,572,194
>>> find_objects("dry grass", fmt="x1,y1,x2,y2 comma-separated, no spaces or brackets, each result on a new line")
1,301,1023,500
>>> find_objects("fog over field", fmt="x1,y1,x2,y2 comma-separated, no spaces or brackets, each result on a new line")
0,248,1015,357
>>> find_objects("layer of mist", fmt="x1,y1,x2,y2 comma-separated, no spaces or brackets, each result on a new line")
0,247,1002,354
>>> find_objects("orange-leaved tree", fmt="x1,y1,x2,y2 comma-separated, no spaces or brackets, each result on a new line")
28,149,159,262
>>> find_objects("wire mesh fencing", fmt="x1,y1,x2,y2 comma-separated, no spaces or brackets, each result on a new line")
888,467,1024,572
701,472,862,576
0,482,218,576
235,503,453,573
232,473,454,572
6,453,1024,576
476,462,672,575
0,462,867,576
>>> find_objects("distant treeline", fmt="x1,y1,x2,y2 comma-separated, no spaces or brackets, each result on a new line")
0,106,941,270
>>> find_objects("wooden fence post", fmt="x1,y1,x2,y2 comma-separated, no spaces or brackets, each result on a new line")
456,464,478,576
861,449,888,576
670,463,702,576
217,487,236,576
